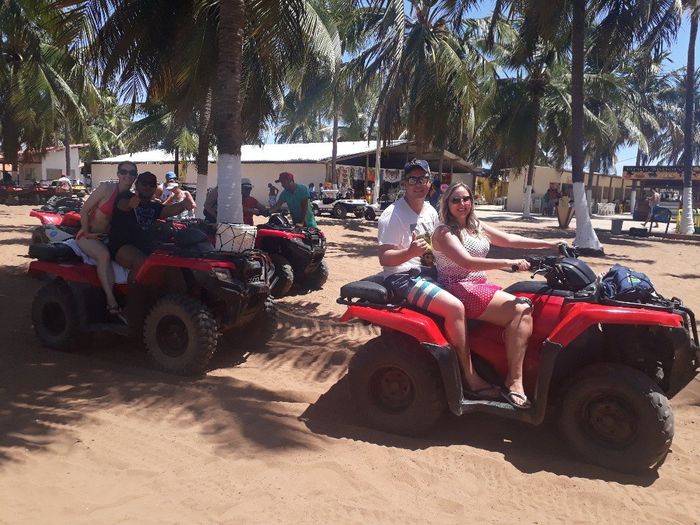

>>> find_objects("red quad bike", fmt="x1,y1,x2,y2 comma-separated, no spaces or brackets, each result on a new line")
254,213,328,298
27,226,276,376
338,245,700,473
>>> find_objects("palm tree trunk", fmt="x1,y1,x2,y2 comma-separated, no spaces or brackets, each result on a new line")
680,10,698,235
374,132,381,204
174,146,179,177
331,84,339,187
630,147,643,214
571,0,603,252
64,122,71,180
213,0,245,224
522,90,541,219
195,90,212,219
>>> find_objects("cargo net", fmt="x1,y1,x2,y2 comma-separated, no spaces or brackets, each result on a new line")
215,223,257,253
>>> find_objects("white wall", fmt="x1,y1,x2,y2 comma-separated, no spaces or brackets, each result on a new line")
505,166,625,212
17,148,81,184
92,161,328,204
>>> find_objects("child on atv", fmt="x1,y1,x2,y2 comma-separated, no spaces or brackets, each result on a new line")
109,171,196,281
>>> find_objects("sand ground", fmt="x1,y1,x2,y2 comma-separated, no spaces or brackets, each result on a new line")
0,204,699,524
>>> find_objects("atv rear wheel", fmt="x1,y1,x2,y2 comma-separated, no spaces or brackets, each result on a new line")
559,363,673,473
32,281,80,351
269,254,294,298
143,294,218,376
364,207,376,221
348,334,446,436
332,203,346,219
300,260,329,290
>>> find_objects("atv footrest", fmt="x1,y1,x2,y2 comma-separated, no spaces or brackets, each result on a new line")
83,322,129,337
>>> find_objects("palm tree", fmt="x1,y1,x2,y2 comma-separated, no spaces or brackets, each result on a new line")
681,1,699,235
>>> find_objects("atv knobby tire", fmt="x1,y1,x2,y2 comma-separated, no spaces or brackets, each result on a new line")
270,254,294,298
559,363,673,473
348,334,446,436
32,281,81,351
312,203,321,217
143,294,218,376
332,204,346,219
364,207,376,221
236,297,278,349
300,259,329,290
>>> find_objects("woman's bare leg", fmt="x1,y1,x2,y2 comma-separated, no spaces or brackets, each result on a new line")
476,290,533,405
426,290,494,393
77,237,118,309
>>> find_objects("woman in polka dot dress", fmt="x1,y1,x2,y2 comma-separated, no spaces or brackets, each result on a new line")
432,182,565,409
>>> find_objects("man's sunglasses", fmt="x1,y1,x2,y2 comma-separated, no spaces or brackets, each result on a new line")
406,175,431,185
138,180,157,188
118,168,138,177
450,195,473,204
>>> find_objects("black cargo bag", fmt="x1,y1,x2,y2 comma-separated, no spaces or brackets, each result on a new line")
601,264,656,303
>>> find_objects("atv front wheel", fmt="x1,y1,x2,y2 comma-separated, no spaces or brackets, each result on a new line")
32,281,80,351
235,297,278,349
348,334,446,436
559,363,674,473
300,260,329,290
269,254,294,298
332,204,346,219
143,294,218,376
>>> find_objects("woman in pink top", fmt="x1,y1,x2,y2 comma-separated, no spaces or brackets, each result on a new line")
77,161,138,318
431,182,564,409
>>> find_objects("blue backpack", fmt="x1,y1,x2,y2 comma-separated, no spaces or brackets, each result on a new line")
601,264,656,303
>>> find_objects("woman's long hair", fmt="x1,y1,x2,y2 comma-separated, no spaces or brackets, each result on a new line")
437,182,481,242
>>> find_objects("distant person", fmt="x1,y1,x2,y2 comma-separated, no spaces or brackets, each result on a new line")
162,182,195,219
204,186,218,223
2,171,13,185
428,180,442,208
156,171,178,202
308,182,317,199
642,188,661,228
56,174,72,195
267,182,279,207
269,171,317,228
241,178,267,225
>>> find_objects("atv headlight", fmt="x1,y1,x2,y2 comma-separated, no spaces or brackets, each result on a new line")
213,267,235,284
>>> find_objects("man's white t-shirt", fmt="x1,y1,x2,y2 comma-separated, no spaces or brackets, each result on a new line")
378,198,439,277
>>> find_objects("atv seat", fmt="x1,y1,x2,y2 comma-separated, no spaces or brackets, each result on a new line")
340,277,390,304
28,242,81,263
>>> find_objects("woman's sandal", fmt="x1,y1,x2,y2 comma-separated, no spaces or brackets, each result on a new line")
501,390,532,410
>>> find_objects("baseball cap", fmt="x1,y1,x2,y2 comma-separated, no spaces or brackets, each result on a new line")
275,172,294,183
165,171,177,181
241,177,253,187
403,159,431,176
165,182,179,190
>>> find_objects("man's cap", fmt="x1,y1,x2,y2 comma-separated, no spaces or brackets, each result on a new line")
275,172,294,183
241,177,253,187
165,171,177,181
165,182,179,190
403,159,430,176
137,171,158,184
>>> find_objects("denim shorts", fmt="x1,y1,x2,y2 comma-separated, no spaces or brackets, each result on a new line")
384,267,443,310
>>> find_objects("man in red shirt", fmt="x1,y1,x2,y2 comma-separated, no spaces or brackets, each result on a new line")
242,177,267,225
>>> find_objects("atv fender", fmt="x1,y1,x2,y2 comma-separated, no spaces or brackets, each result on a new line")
340,304,448,346
548,303,684,348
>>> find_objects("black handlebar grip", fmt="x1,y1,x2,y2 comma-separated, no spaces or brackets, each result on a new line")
511,264,519,272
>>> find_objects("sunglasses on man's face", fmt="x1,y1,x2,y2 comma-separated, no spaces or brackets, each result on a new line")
118,168,138,177
450,195,473,204
406,175,431,186
138,181,157,188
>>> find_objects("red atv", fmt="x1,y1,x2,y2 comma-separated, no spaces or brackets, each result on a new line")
338,245,699,473
255,213,328,297
28,226,276,376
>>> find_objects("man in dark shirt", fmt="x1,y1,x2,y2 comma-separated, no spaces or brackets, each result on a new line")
109,171,196,280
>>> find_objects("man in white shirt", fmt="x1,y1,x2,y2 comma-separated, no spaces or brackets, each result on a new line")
378,159,499,399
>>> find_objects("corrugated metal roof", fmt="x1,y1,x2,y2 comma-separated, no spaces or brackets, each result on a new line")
92,141,407,164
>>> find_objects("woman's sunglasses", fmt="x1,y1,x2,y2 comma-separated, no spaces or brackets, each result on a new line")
118,168,138,177
450,195,473,204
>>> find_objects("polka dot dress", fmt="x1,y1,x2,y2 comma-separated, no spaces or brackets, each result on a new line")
433,229,501,318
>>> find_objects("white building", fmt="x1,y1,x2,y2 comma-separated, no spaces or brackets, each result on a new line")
91,141,477,205
15,145,83,183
